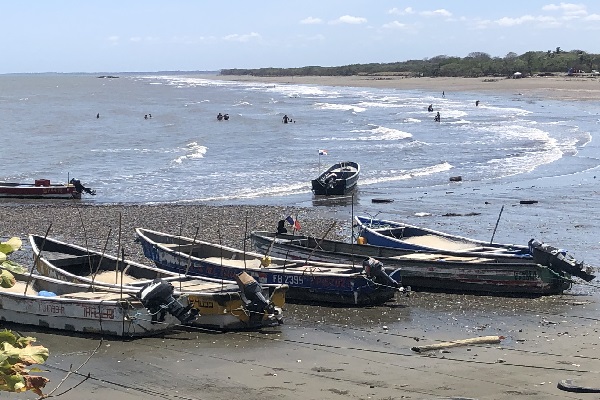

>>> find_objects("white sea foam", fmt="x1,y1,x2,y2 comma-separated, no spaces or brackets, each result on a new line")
174,142,207,164
360,162,453,185
314,102,366,113
403,118,421,123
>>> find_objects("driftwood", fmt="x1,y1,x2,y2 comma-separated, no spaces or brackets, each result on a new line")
411,335,505,353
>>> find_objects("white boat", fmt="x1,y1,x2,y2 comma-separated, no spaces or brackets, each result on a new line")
0,267,179,337
29,235,286,330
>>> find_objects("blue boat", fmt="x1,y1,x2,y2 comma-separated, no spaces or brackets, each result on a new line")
135,227,403,306
355,215,532,259
355,216,595,281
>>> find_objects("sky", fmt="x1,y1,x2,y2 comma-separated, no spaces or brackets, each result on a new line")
2,1,600,74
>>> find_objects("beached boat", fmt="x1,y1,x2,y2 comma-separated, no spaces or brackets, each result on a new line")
0,267,180,337
355,215,532,258
311,161,360,196
355,216,595,282
30,235,286,330
0,178,95,200
251,231,572,295
135,227,403,306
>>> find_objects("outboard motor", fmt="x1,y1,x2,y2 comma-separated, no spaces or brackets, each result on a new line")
529,239,596,282
363,257,401,289
137,279,198,325
70,178,96,195
235,271,281,325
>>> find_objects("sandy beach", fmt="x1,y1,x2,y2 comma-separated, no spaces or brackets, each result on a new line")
210,74,600,101
3,75,600,400
2,198,600,400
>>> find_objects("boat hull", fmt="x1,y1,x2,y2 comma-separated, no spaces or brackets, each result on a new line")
355,216,532,259
0,183,81,199
136,228,400,306
29,235,286,330
251,231,570,296
0,271,176,337
311,161,359,196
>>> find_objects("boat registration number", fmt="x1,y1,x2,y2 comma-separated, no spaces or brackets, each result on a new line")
272,274,304,285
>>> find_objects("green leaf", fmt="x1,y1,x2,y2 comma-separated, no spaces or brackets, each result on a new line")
0,260,27,275
0,330,18,346
2,343,49,365
0,237,22,254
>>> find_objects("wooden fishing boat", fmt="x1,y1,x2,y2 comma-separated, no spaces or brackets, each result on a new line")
135,227,404,306
30,235,286,330
311,161,360,196
355,216,595,282
0,178,95,200
250,231,572,296
355,216,533,258
0,266,180,337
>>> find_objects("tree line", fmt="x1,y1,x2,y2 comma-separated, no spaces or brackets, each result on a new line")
220,48,600,78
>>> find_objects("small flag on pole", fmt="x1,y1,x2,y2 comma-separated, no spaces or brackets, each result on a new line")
318,149,328,156
285,215,301,231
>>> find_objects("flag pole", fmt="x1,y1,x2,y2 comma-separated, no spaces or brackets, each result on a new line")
318,153,321,174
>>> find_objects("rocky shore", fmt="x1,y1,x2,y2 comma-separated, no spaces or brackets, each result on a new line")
0,203,345,266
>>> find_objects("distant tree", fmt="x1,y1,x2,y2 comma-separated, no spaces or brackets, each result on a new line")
467,52,491,59
504,52,518,59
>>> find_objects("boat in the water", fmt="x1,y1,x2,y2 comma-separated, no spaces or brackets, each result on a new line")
311,161,360,196
250,230,573,296
355,216,595,282
30,234,286,330
0,178,95,200
135,227,404,306
0,266,182,337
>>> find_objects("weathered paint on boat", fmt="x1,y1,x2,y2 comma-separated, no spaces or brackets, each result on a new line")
0,269,177,337
251,231,571,296
29,234,286,330
135,228,402,306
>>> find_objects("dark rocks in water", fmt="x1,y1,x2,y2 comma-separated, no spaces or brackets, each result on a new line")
449,176,462,182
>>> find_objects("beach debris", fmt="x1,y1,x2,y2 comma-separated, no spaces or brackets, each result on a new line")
411,335,505,353
372,198,394,203
558,379,600,393
414,212,431,217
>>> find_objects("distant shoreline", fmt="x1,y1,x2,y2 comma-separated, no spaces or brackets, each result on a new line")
204,74,600,101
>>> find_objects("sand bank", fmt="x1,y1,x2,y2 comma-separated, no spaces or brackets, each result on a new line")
208,74,600,101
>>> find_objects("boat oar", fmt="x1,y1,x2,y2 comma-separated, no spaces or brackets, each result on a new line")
490,205,504,244
304,222,336,264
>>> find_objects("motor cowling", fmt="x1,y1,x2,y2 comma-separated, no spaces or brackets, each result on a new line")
363,257,401,288
137,279,198,325
235,271,280,325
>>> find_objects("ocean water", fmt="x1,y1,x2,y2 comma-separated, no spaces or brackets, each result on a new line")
1,73,599,210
